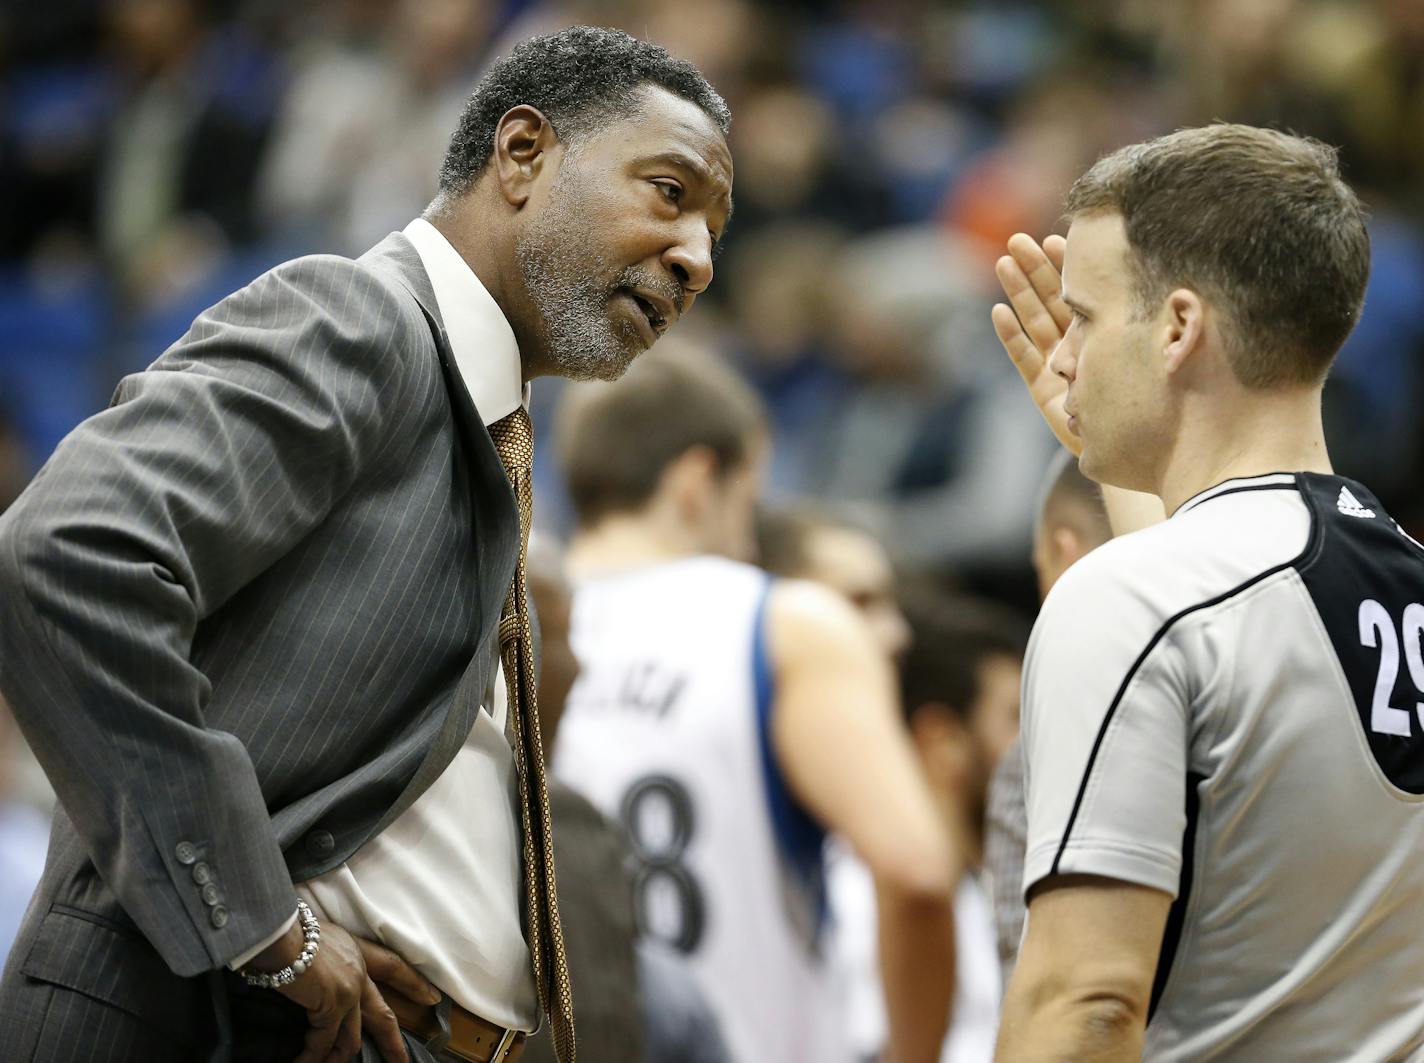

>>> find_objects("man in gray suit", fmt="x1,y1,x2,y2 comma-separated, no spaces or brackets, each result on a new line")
0,25,731,1063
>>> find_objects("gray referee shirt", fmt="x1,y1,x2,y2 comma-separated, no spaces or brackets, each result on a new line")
1022,472,1424,1061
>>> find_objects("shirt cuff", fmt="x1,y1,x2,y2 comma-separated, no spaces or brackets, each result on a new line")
1023,838,1181,901
228,910,299,971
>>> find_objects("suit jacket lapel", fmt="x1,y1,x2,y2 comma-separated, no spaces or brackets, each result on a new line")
359,232,522,828
361,233,502,465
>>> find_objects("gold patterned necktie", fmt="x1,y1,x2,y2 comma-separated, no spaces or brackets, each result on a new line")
487,405,576,1063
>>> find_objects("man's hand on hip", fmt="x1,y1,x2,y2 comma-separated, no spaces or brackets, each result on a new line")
250,916,440,1062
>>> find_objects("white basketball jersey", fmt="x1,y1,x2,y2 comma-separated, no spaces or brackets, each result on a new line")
554,556,847,1063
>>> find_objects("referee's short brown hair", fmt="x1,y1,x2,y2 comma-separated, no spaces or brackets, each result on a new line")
556,343,767,526
1066,123,1370,388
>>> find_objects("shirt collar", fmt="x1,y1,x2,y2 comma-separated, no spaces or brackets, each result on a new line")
1172,472,1299,517
403,217,528,426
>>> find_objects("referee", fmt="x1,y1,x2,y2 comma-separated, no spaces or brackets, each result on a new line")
991,124,1424,1061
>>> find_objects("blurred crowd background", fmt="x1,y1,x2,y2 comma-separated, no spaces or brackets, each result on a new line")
3,0,1424,970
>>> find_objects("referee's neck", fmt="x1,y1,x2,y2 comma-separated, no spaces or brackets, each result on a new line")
1156,385,1330,515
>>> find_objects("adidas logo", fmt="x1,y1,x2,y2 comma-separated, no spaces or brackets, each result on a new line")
1337,486,1375,519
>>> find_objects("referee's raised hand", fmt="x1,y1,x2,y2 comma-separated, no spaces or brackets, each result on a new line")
990,232,1165,533
990,232,1077,454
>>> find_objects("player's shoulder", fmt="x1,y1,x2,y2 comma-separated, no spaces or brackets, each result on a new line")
767,577,874,660
769,576,859,628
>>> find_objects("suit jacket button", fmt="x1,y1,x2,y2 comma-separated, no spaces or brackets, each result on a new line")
210,906,229,929
191,862,212,886
306,831,335,857
201,883,221,907
175,842,197,866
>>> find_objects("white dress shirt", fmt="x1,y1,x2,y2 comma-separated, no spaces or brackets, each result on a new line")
252,218,538,1029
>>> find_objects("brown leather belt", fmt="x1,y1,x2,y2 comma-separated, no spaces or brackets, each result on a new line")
383,987,526,1063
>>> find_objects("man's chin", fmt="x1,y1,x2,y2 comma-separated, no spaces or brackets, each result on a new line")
555,344,643,383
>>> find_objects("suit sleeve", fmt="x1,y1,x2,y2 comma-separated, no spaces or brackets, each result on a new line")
0,255,427,975
1020,547,1191,900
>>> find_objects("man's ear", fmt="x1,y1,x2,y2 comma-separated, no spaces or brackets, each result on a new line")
1051,525,1088,570
1161,288,1206,376
491,105,561,208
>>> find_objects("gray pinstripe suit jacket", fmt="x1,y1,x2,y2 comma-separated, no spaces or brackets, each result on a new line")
0,231,522,1052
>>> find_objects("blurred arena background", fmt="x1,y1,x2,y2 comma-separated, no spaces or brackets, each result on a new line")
2,0,1424,971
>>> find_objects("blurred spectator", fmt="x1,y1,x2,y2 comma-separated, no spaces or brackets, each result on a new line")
722,222,851,494
0,695,50,972
97,0,284,303
803,226,1055,574
0,408,30,514
0,404,53,820
258,0,493,254
942,67,1154,264
0,409,50,970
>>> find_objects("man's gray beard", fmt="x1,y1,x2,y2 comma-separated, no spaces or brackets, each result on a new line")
516,206,644,383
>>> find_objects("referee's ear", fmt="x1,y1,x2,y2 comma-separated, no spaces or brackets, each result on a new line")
1161,287,1207,377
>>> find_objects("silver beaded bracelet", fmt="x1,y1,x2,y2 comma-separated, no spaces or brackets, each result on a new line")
241,899,322,989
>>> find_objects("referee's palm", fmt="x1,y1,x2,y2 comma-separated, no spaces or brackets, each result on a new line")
990,233,1080,456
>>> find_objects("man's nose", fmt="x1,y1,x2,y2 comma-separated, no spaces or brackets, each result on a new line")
663,228,714,300
1048,331,1076,382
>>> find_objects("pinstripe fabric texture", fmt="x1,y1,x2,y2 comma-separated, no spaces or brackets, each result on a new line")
0,232,526,1057
489,407,574,1063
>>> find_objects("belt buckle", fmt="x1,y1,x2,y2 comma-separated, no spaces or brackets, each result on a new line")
490,1027,518,1063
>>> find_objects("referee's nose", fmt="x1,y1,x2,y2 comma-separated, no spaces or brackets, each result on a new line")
1048,326,1079,384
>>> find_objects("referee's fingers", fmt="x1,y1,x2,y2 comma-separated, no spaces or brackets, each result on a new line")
1044,232,1067,271
996,253,1065,359
1007,232,1072,335
990,302,1044,384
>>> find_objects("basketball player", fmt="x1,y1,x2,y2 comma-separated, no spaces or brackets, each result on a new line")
551,349,956,1063
990,124,1424,1060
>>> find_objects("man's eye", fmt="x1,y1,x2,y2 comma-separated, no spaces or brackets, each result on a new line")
654,181,682,204
1070,308,1088,324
